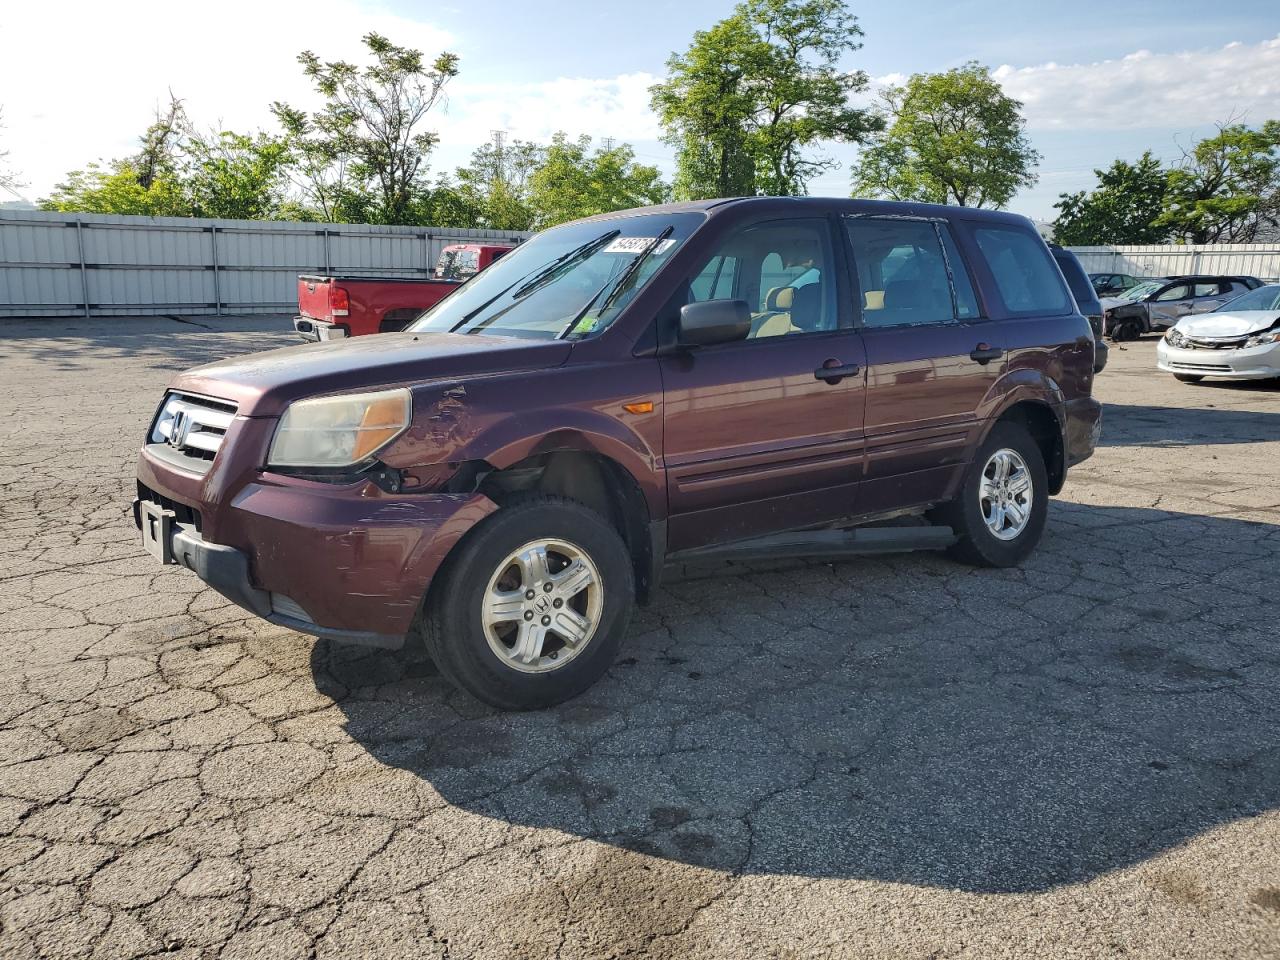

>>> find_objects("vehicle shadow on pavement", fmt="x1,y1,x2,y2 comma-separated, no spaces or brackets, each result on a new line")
310,502,1280,894
1100,399,1280,448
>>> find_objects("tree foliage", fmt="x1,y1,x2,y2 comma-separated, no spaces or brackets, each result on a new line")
272,33,458,225
43,95,293,220
853,62,1039,209
527,134,669,228
651,0,879,199
1155,120,1280,244
1052,152,1169,245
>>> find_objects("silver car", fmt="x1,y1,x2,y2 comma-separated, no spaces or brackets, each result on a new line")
1102,277,1257,341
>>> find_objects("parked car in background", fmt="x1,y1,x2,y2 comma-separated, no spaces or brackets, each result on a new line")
1090,272,1141,297
1157,283,1280,383
1051,245,1108,372
293,242,516,340
135,197,1101,709
1102,275,1259,341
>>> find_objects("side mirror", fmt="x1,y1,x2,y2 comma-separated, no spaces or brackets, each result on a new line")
678,299,751,347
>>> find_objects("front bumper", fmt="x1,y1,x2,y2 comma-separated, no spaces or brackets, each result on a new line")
293,316,349,342
1157,339,1280,380
136,445,497,645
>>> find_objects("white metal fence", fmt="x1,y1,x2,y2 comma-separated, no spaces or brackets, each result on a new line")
1066,244,1280,283
0,210,528,318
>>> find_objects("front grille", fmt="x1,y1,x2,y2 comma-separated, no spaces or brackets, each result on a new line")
1185,336,1248,350
1170,361,1232,372
136,482,202,532
149,392,237,467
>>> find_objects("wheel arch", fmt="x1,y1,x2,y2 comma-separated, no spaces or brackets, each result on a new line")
988,399,1067,495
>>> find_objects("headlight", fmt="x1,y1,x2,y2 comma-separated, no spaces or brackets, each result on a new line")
1244,329,1280,348
1165,329,1187,348
268,388,411,468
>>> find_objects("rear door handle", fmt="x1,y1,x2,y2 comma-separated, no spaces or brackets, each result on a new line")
969,344,1003,364
814,360,861,383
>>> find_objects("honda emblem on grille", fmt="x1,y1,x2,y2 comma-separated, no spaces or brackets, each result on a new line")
168,409,191,449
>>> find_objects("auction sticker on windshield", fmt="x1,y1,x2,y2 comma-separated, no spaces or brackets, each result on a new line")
604,237,676,255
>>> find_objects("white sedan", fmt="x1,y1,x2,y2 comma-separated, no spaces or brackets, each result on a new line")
1157,284,1280,383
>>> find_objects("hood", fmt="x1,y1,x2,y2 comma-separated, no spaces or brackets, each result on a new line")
171,331,572,416
1172,310,1280,339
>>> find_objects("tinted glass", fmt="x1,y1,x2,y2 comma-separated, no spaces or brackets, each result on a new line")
845,218,967,327
1193,283,1219,297
973,226,1071,314
1155,284,1190,301
1052,250,1096,304
690,218,836,339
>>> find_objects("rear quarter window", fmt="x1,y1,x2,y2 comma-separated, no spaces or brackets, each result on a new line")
974,226,1071,315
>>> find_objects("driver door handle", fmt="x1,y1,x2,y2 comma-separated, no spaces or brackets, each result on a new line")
814,360,861,383
969,343,1003,364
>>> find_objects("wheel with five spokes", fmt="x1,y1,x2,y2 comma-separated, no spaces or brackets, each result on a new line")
939,420,1049,568
421,496,633,710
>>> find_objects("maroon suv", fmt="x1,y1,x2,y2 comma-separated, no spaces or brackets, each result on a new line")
135,198,1102,709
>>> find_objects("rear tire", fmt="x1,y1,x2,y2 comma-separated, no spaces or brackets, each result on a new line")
937,421,1049,568
1173,373,1204,383
422,496,633,710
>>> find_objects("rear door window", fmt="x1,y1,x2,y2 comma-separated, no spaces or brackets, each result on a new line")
972,226,1071,315
1155,284,1190,301
844,217,979,327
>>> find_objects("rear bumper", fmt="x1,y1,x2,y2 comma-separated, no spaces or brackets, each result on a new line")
293,317,349,342
136,448,497,645
1064,396,1102,467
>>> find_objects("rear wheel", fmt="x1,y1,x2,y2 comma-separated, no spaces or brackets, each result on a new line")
421,496,633,710
1173,373,1204,383
937,421,1049,568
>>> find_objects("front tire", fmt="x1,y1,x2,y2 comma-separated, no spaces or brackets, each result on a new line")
1173,373,1204,383
938,421,1049,568
422,496,634,710
1110,318,1142,342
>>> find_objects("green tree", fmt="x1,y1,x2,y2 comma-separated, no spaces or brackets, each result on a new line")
651,0,879,199
1052,152,1169,245
526,134,669,228
1155,120,1280,244
450,136,545,230
184,131,294,220
272,32,459,225
42,96,190,215
853,62,1039,208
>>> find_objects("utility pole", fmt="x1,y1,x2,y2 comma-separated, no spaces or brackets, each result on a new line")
601,137,615,153
490,130,508,186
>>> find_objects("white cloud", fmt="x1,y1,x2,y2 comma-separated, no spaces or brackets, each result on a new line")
0,0,664,200
992,34,1280,130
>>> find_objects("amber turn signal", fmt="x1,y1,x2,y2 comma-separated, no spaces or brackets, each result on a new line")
622,401,654,415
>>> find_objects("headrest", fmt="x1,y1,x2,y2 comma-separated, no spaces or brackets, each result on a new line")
765,286,795,311
863,289,885,310
790,283,823,331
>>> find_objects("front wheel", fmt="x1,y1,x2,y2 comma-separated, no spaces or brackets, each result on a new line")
421,496,634,710
937,421,1049,568
1110,318,1143,342
1173,373,1204,383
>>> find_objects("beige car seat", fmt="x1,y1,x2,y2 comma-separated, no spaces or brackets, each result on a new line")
752,286,798,337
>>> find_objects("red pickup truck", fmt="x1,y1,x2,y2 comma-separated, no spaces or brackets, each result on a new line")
293,242,515,340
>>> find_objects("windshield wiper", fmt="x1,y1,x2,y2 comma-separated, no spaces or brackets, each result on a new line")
447,230,620,333
556,226,674,340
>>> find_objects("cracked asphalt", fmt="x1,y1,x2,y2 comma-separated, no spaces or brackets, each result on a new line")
1,316,1278,959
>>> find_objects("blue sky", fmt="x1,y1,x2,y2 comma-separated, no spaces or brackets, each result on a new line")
4,0,1279,218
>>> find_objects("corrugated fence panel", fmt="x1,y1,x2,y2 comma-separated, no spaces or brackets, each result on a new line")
1067,244,1280,283
0,211,528,318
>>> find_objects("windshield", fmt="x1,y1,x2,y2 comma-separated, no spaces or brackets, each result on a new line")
410,212,705,340
1215,284,1280,312
1116,280,1162,301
